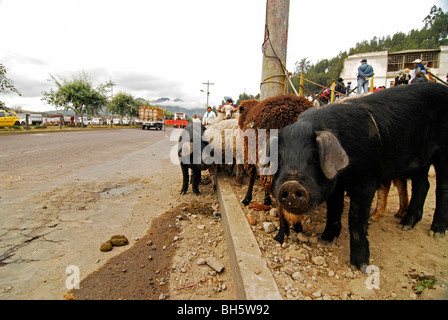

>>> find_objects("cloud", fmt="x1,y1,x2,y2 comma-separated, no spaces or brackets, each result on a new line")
111,71,182,96
12,74,51,97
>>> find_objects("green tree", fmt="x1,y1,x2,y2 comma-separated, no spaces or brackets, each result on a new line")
424,5,448,46
108,92,139,121
235,92,260,106
1,63,21,109
294,58,311,74
292,6,448,95
163,109,174,120
42,72,108,125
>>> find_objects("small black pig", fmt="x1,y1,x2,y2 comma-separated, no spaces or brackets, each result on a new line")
273,82,448,271
178,122,211,195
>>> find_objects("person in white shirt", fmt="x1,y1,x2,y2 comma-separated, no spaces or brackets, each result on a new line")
192,114,201,123
202,107,216,127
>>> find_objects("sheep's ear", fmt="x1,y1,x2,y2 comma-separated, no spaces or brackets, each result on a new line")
216,108,224,113
315,131,348,180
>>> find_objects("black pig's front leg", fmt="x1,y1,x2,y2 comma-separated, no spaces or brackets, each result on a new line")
191,167,201,195
180,164,189,195
274,207,289,244
322,185,345,243
347,184,377,273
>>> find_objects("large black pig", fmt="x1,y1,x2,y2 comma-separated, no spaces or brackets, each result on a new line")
178,122,211,195
272,82,448,271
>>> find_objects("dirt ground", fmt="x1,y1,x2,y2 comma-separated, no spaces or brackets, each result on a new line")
231,166,448,300
66,176,236,300
66,166,447,300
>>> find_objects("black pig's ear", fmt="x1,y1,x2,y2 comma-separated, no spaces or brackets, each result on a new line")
315,131,349,180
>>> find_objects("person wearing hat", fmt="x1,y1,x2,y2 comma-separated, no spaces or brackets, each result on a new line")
412,59,426,79
357,58,374,94
395,68,411,86
220,98,236,110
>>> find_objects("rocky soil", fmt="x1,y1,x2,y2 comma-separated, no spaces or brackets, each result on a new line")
66,176,236,300
66,168,447,301
230,167,448,300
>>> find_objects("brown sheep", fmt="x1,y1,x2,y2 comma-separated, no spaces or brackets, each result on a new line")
238,95,314,206
234,99,259,185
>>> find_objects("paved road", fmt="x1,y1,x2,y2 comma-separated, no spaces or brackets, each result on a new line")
0,128,182,299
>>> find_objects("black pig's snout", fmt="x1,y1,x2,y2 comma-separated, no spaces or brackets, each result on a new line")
277,181,309,213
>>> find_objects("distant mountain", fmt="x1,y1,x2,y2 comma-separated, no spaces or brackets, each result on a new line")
162,105,207,118
43,109,75,116
149,97,184,104
141,97,205,118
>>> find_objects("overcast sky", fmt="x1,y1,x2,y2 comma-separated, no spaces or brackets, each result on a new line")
1,0,447,112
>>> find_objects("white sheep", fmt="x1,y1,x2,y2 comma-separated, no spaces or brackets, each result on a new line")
202,105,241,187
204,118,240,164
213,104,239,123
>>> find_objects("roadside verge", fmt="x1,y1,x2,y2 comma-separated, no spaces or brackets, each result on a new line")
215,174,283,300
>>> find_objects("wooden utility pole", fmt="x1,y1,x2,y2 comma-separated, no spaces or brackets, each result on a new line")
260,0,290,101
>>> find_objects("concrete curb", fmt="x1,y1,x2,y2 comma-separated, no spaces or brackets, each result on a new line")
216,174,283,300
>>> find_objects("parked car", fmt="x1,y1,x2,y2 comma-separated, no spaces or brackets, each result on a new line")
78,117,91,125
0,110,21,126
91,118,103,126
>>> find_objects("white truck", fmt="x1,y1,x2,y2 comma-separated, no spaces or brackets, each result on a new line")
18,113,44,126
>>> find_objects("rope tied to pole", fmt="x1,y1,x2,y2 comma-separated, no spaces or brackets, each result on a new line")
261,23,291,95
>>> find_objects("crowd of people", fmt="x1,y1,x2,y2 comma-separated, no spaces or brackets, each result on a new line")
190,98,237,127
312,57,440,105
192,58,445,122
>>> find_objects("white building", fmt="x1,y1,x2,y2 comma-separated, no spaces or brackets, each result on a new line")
340,46,448,91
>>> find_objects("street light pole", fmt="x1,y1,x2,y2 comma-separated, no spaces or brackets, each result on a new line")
202,80,214,108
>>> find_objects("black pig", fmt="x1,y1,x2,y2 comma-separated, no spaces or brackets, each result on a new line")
178,122,211,195
273,82,448,271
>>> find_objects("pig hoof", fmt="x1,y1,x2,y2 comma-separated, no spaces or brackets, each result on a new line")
350,264,369,274
360,264,369,274
274,233,284,244
321,232,337,243
241,199,251,206
293,222,303,233
401,225,412,232
434,232,445,239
